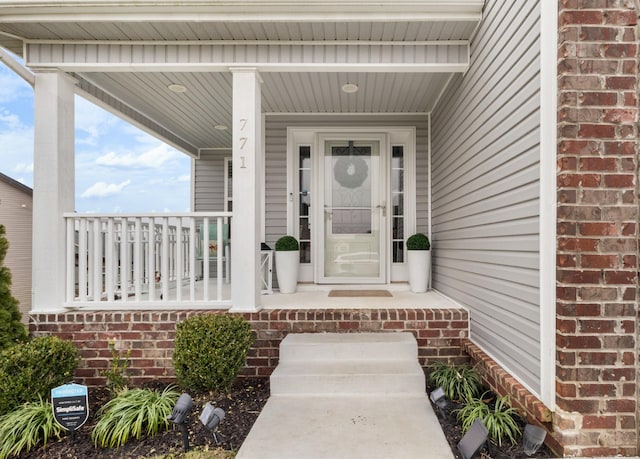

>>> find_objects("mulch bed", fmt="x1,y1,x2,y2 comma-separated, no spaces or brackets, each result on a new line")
426,381,556,459
17,377,556,459
17,378,270,459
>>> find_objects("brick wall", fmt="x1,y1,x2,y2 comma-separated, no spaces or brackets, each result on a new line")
557,1,639,456
29,308,468,387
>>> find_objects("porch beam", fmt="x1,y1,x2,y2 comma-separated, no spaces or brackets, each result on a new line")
32,70,75,312
230,68,263,312
24,42,470,73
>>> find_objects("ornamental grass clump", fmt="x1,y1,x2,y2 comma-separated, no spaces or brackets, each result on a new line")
455,392,522,447
0,397,63,459
92,386,180,449
173,314,254,392
428,361,482,401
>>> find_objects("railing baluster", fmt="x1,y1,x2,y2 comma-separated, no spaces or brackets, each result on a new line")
216,217,223,302
203,217,209,301
161,218,169,301
148,219,156,301
91,219,101,300
79,219,88,301
120,219,129,303
65,218,75,303
134,218,142,301
189,220,196,301
175,220,183,302
106,219,115,302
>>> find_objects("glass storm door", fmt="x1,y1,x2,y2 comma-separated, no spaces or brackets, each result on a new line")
320,138,385,283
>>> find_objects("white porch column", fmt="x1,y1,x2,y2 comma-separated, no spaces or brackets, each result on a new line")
32,71,75,311
230,68,263,312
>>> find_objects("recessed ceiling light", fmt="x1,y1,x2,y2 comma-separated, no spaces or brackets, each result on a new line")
214,125,228,131
342,83,359,94
168,83,187,93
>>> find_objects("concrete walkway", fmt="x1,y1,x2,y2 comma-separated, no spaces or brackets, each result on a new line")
236,394,452,459
236,332,454,459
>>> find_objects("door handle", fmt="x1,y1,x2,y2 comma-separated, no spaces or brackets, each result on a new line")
376,202,386,217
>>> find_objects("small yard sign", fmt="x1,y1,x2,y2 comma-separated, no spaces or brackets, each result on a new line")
51,383,89,431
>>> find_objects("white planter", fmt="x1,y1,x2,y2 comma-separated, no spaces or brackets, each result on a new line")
408,250,431,293
275,250,299,294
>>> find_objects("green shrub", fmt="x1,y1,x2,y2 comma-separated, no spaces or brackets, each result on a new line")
0,224,28,351
0,336,79,415
455,392,522,446
102,341,131,394
92,386,179,449
0,397,63,459
406,233,430,250
428,361,482,401
275,235,299,251
173,314,254,392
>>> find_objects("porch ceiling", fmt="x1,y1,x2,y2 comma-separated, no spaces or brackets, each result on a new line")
80,71,452,151
0,1,485,155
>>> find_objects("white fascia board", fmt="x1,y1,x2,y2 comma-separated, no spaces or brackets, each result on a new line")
29,63,470,73
0,1,485,22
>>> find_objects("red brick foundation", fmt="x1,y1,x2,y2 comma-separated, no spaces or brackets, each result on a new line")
557,1,639,456
29,308,468,387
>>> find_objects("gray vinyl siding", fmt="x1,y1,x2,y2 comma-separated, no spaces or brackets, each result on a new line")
264,114,429,251
193,150,230,212
430,0,542,394
0,177,33,322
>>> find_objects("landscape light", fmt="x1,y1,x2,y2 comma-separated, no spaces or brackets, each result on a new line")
429,387,448,412
200,402,226,445
457,418,488,459
167,393,194,451
522,424,547,456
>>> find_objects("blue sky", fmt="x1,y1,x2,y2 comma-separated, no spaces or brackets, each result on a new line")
0,61,191,213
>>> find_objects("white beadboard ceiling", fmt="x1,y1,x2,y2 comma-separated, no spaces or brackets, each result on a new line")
0,1,485,153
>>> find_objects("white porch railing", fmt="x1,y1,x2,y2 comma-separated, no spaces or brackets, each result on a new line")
64,212,232,308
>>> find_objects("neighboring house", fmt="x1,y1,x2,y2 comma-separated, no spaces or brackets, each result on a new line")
0,0,637,456
0,172,32,323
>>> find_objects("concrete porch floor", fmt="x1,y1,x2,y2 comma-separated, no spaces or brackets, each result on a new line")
261,284,461,310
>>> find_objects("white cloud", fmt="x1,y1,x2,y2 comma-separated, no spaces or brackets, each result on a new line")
96,143,178,169
0,67,32,104
74,96,119,145
81,180,131,198
12,162,33,173
177,174,190,182
0,109,34,187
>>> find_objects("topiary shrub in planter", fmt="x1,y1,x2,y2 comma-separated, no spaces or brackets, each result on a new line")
0,336,79,415
406,233,431,293
275,235,299,294
173,314,254,392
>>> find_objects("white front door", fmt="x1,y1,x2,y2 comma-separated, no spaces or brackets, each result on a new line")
317,134,387,283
